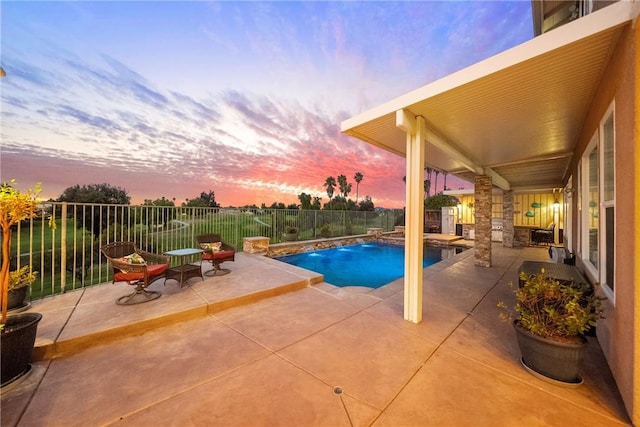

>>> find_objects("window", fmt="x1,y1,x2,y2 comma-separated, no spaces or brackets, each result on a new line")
603,113,615,201
564,177,572,251
582,137,599,272
579,103,615,301
601,108,615,295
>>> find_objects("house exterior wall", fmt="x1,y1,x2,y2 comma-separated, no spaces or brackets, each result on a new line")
634,19,640,426
457,192,563,227
566,22,638,422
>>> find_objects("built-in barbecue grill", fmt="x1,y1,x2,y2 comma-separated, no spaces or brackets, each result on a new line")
491,219,503,242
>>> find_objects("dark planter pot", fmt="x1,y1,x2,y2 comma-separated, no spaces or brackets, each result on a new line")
283,233,298,242
513,320,587,385
1,312,42,387
8,286,29,311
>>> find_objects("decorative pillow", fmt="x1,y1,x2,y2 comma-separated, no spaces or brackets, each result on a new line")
199,242,222,251
118,253,146,264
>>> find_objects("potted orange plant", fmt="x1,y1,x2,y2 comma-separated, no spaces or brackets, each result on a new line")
1,179,43,386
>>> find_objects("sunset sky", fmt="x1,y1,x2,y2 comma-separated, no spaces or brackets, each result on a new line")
1,1,533,208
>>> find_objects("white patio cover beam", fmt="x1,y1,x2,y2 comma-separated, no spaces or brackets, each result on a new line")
422,126,511,191
483,167,511,191
423,127,484,175
397,109,424,323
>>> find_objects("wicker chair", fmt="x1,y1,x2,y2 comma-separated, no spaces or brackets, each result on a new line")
100,241,169,305
196,233,236,276
532,223,555,246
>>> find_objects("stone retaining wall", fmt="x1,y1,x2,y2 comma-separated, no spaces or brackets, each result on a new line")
266,234,378,258
243,236,270,254
514,227,532,247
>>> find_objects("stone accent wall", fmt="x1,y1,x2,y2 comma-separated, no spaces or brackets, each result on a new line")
242,237,270,254
514,227,532,247
503,190,514,248
366,228,384,238
267,234,378,258
474,175,492,267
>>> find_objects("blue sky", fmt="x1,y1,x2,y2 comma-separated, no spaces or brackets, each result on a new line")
1,1,533,207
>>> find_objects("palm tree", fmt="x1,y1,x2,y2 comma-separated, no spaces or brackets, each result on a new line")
324,176,336,200
354,172,363,203
443,172,448,191
312,197,322,210
337,174,350,198
425,167,433,198
434,170,440,195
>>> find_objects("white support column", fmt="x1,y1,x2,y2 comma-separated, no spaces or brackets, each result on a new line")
397,109,425,323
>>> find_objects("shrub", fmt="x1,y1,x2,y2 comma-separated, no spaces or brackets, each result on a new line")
499,269,604,344
320,224,332,238
8,266,38,291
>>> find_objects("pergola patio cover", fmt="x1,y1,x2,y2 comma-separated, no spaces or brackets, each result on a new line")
341,3,634,192
340,2,635,323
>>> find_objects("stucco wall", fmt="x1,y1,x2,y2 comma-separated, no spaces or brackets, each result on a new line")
567,23,637,420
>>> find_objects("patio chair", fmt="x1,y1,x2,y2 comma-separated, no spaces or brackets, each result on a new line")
196,233,236,276
100,241,169,305
532,223,555,246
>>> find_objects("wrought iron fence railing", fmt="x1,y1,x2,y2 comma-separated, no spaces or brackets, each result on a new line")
2,203,404,302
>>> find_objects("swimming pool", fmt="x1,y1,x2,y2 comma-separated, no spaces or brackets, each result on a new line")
276,242,465,289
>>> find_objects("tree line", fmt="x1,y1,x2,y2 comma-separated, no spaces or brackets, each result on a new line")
295,171,371,212
52,168,460,216
51,172,367,218
54,171,370,212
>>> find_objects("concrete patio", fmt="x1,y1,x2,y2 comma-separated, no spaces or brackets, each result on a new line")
1,245,631,426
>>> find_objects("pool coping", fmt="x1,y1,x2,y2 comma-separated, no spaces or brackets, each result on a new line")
271,238,473,291
267,232,472,258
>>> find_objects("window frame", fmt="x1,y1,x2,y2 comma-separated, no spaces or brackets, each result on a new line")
563,176,573,251
600,103,615,301
578,102,615,303
581,133,599,279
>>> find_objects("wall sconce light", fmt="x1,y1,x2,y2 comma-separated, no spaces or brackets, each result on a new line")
552,188,560,210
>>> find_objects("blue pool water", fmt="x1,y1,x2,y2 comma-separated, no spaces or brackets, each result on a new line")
276,242,464,289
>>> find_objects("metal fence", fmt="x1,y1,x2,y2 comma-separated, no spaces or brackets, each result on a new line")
3,202,404,301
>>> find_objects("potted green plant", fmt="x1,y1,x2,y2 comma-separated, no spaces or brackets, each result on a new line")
498,268,603,385
7,266,37,311
1,180,44,386
283,226,299,242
